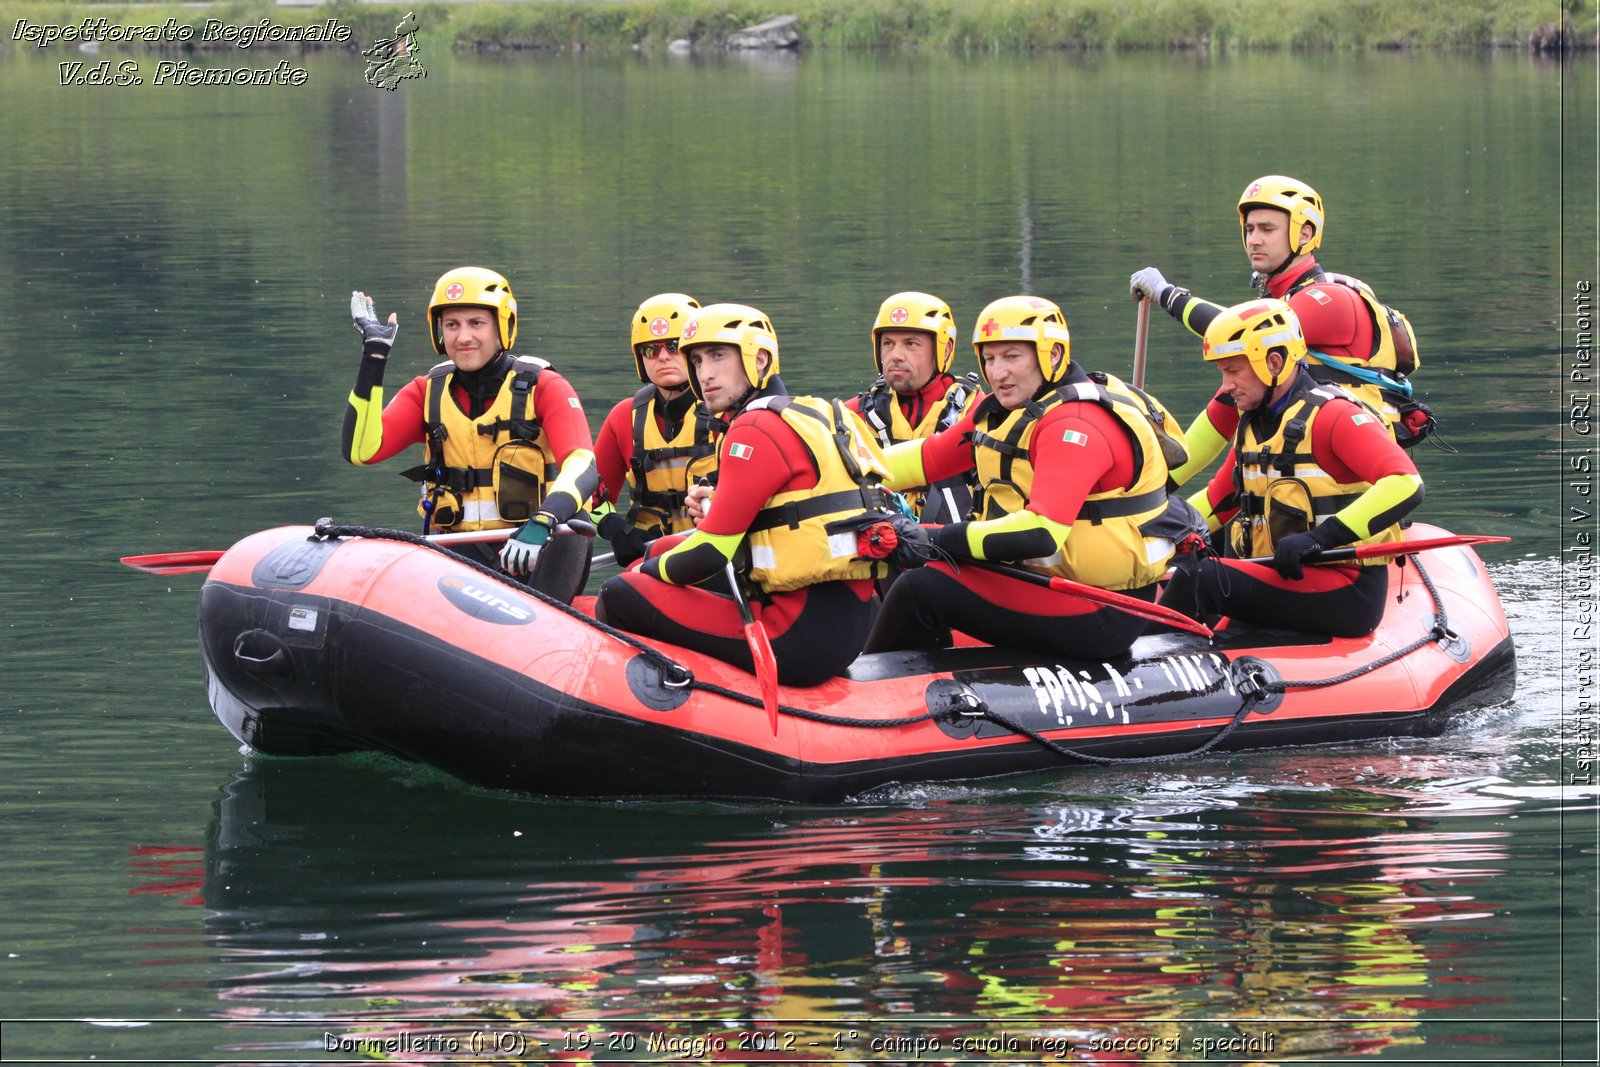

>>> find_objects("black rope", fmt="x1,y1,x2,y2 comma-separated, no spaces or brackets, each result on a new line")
309,520,691,686
977,690,1267,766
305,523,1457,748
970,555,1456,765
308,521,955,727
1265,555,1451,694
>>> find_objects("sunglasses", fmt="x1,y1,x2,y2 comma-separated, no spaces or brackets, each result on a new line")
637,339,681,360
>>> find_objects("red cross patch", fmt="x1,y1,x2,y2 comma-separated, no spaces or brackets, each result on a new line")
445,283,465,300
980,317,1000,338
649,316,670,337
889,306,909,325
683,320,699,341
1245,181,1262,198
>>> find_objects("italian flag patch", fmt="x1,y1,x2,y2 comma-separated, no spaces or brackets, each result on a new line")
1061,429,1089,446
1350,413,1376,427
728,442,756,460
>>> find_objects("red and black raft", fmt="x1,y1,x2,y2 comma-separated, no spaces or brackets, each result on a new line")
197,522,1515,802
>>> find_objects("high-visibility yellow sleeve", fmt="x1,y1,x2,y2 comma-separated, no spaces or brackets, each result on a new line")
345,386,386,465
1168,410,1228,487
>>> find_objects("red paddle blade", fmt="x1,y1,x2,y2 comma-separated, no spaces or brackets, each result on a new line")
743,620,781,736
120,550,224,574
1047,576,1213,638
1348,534,1511,559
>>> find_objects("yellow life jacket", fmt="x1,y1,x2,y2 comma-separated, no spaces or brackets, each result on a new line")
743,396,897,594
855,372,982,520
1226,375,1404,565
627,385,719,539
1288,269,1422,437
409,356,559,531
969,367,1176,591
855,371,982,447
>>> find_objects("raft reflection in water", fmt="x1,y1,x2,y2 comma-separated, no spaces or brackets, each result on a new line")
147,757,1524,1060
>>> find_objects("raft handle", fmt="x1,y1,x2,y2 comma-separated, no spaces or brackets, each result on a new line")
232,630,293,687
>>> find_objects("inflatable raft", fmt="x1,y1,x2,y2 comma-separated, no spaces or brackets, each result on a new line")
197,522,1515,802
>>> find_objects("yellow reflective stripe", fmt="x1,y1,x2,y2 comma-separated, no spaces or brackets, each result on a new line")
881,438,928,491
1169,409,1228,487
653,530,743,586
346,387,386,465
542,448,596,516
1334,472,1424,539
966,508,1070,560
1186,484,1224,534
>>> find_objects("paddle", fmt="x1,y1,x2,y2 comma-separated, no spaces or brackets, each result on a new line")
726,561,782,736
967,559,1213,638
121,528,514,576
1241,533,1510,567
1132,295,1151,389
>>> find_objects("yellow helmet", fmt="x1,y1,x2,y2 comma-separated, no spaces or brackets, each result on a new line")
971,296,1071,385
1237,175,1325,257
629,292,700,382
1202,299,1307,387
680,303,780,401
872,292,958,375
428,267,518,355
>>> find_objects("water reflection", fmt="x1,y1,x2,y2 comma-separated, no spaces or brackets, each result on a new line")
149,751,1548,1061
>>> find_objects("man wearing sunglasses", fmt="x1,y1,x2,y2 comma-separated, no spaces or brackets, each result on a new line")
590,294,720,565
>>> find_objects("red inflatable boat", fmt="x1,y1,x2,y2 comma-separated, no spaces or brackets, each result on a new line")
197,522,1515,801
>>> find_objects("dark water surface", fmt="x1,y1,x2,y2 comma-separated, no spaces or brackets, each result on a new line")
0,45,1594,1063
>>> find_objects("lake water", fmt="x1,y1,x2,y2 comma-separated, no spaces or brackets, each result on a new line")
0,42,1595,1063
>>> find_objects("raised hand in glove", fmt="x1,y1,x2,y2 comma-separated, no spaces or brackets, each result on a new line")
1128,266,1170,304
499,513,555,577
350,290,399,358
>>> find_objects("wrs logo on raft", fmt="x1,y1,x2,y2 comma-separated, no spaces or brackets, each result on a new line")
437,576,535,625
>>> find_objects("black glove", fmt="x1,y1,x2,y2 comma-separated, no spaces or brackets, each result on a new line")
597,508,649,567
1271,529,1324,581
883,513,935,569
350,291,398,358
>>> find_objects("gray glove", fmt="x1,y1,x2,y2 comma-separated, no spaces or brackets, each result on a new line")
350,291,398,358
1129,267,1170,304
499,514,553,577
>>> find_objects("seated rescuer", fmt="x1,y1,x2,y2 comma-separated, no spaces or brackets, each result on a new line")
343,267,598,601
591,294,720,567
845,292,983,523
594,304,914,687
1158,299,1425,639
1129,174,1431,486
863,296,1192,661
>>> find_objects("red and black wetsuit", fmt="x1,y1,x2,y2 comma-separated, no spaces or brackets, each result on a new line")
593,386,707,564
864,385,1157,661
594,379,878,687
1180,257,1376,444
1160,368,1422,638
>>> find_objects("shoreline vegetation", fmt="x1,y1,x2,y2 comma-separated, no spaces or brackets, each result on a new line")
4,1,1593,55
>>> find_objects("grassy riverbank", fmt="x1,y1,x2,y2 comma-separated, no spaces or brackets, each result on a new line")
6,0,1591,54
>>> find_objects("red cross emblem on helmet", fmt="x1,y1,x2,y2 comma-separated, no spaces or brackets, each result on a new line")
980,317,1000,338
682,319,699,341
445,283,465,300
1244,182,1261,198
649,316,670,337
889,306,909,325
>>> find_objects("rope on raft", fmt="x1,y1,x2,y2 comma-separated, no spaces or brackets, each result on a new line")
311,520,946,726
971,555,1456,765
309,521,1459,758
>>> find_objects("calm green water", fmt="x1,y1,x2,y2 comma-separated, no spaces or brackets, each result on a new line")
0,44,1594,1063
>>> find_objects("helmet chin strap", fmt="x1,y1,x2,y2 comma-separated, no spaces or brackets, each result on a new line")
1254,253,1296,295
